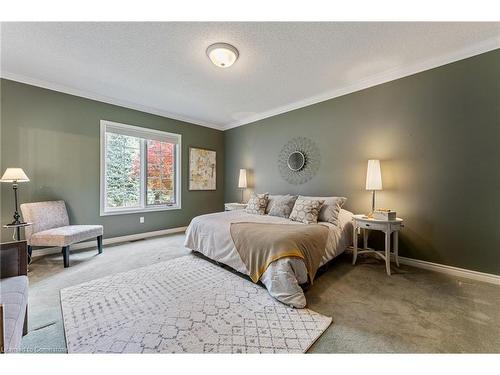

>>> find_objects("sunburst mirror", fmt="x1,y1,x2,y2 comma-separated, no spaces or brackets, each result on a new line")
278,137,321,185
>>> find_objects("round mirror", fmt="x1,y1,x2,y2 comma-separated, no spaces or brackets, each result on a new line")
287,151,305,171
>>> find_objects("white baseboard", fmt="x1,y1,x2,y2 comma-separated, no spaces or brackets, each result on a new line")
396,256,500,286
33,230,500,286
346,247,500,285
31,226,188,259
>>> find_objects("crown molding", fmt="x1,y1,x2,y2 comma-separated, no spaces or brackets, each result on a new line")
223,36,500,130
2,36,499,132
0,72,225,131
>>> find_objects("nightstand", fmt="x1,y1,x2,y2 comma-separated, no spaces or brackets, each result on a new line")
352,214,403,275
224,202,247,211
3,222,33,264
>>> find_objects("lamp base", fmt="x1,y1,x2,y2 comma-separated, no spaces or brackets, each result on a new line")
366,190,376,218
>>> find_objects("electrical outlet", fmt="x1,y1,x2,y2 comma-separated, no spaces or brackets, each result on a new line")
139,217,145,223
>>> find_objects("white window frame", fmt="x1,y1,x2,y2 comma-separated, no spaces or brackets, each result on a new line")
100,120,182,216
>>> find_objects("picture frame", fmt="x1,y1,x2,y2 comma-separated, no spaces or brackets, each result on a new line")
188,147,217,191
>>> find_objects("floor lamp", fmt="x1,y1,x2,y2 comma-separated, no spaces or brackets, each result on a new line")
1,168,30,225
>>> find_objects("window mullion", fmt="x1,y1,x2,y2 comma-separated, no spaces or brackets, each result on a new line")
141,139,147,209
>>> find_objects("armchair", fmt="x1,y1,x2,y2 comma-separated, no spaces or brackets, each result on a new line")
0,241,28,353
20,201,103,268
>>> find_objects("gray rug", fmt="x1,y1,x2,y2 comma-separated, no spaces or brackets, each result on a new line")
60,255,332,353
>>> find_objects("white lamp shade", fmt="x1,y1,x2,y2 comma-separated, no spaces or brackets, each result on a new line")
238,169,247,188
366,160,382,190
0,168,30,182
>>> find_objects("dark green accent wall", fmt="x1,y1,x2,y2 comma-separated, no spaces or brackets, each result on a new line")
225,49,500,275
1,79,224,242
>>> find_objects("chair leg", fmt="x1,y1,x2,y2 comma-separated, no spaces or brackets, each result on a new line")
27,245,33,264
97,235,103,254
23,306,28,336
62,246,70,268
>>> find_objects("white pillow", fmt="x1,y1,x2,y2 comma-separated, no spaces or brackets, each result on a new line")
299,195,347,226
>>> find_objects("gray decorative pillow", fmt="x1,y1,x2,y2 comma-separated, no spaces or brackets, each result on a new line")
289,198,324,224
245,193,269,215
268,195,298,218
265,194,285,214
299,196,347,226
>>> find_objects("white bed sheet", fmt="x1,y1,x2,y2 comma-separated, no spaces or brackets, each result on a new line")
184,209,353,308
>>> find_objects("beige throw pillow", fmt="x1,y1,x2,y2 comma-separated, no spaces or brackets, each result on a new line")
289,198,324,224
245,193,269,215
299,196,347,226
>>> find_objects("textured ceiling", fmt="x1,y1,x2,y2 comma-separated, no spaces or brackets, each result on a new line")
1,22,499,130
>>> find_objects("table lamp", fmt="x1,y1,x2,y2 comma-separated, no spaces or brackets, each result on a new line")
238,169,247,203
366,160,382,215
1,168,30,225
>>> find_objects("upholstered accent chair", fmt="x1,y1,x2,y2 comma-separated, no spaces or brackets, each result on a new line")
0,241,29,353
20,201,103,268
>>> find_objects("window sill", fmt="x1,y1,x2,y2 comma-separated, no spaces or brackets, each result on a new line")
100,205,181,216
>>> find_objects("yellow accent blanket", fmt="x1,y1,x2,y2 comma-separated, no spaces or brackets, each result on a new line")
229,222,329,283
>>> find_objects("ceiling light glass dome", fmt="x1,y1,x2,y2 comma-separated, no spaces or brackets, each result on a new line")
206,43,239,68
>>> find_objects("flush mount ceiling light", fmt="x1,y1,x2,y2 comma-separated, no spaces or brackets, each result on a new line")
206,43,239,68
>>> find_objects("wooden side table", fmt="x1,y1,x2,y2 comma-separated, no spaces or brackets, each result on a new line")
352,214,403,275
3,222,33,263
3,222,32,241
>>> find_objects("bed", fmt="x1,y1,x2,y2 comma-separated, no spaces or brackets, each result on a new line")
184,207,353,308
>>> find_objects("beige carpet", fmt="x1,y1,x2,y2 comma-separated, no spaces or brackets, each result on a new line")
22,233,500,353
61,255,331,353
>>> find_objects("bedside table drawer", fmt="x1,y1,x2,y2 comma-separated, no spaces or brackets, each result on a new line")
357,221,386,231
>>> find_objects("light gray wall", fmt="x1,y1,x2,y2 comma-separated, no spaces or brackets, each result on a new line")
1,79,225,242
225,49,500,275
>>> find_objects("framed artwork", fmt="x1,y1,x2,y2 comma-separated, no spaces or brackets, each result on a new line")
188,147,217,191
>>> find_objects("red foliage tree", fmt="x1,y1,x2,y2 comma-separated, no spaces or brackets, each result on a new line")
131,140,175,203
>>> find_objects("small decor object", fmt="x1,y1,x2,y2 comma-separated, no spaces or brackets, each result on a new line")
289,198,324,224
238,169,247,203
0,168,30,225
366,159,382,215
278,137,321,185
189,147,216,191
245,192,269,215
372,209,397,221
224,203,247,211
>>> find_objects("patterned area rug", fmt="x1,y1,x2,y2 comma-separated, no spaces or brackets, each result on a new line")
60,255,332,353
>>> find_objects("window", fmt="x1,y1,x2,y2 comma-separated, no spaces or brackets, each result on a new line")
100,120,181,215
